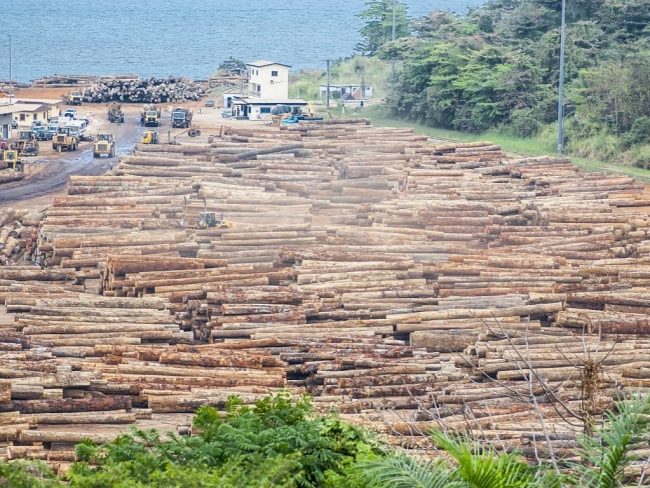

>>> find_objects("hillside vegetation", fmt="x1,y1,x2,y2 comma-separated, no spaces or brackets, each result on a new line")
373,0,650,167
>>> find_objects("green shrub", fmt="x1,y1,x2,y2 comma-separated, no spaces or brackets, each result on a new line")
622,117,650,148
509,108,543,137
623,144,650,168
67,392,381,488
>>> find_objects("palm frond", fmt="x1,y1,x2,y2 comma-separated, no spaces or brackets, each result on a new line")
359,455,463,488
430,429,540,488
573,394,650,488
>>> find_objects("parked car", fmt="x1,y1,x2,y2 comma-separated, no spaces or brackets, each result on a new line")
32,126,51,141
204,99,215,107
63,109,77,119
221,110,232,118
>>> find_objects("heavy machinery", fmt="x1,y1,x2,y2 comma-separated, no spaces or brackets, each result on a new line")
183,196,229,229
0,150,24,172
171,108,192,128
65,90,83,106
52,128,79,152
93,133,116,158
108,103,125,124
141,130,159,144
140,104,161,127
11,131,40,156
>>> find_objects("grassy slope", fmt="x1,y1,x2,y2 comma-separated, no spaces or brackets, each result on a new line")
361,106,650,181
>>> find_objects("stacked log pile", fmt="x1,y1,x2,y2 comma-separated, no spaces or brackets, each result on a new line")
1,121,650,474
0,209,44,265
82,77,205,103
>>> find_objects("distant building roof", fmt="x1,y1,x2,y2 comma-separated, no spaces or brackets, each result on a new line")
246,60,291,68
0,98,61,106
0,105,14,116
232,97,307,106
5,103,50,113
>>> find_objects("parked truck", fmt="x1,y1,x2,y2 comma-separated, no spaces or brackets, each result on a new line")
65,90,83,106
108,103,125,124
171,108,192,128
140,104,161,127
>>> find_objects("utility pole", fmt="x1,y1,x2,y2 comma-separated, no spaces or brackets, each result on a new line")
8,35,13,104
326,59,331,109
556,0,566,155
391,0,397,81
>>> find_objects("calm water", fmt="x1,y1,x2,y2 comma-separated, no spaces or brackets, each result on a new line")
1,0,483,82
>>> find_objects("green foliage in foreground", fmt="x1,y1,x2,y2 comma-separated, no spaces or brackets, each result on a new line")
2,394,650,487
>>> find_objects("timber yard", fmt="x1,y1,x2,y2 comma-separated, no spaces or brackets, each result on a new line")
1,66,650,479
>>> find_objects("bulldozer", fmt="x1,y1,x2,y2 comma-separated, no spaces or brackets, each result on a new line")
93,133,116,158
0,150,25,172
141,130,159,145
52,128,79,152
65,90,83,106
107,103,125,124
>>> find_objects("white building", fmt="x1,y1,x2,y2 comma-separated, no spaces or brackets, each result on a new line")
0,106,13,139
247,60,290,99
0,98,62,127
230,97,308,120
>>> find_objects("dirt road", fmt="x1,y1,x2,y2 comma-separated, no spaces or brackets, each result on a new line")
0,114,142,205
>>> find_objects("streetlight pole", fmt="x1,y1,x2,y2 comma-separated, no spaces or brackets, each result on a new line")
8,35,13,104
391,0,397,81
556,0,566,155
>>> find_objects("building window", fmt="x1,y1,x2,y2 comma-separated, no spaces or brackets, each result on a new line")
260,107,271,114
20,114,26,121
34,114,38,120
271,71,278,77
257,85,261,93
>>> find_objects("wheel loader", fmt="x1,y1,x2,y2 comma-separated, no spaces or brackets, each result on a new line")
93,133,116,158
141,130,159,144
52,128,79,152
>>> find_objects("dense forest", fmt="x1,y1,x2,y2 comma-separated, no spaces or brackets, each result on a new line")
360,0,650,166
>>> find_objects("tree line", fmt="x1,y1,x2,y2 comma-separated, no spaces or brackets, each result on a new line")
358,0,650,166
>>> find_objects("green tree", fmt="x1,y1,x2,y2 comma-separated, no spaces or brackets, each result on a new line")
356,0,410,55
218,57,247,75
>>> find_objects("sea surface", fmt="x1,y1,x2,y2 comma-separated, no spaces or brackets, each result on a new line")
1,0,483,83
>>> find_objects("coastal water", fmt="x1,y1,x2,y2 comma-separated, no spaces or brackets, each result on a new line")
2,0,483,82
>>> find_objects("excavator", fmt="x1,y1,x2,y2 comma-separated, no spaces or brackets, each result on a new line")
141,130,159,145
0,150,25,172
